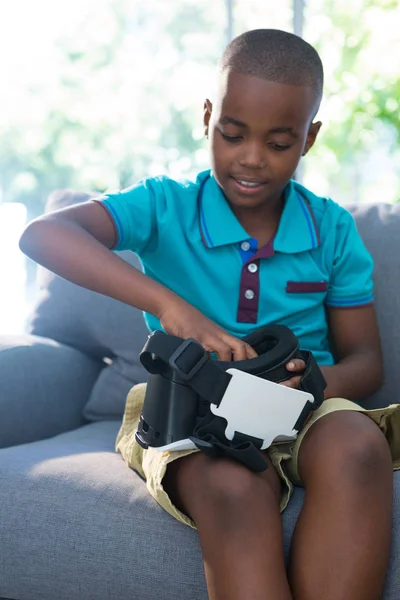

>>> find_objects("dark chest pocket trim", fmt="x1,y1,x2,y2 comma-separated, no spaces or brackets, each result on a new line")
286,281,328,293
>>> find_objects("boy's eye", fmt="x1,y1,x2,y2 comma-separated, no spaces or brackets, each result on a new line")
270,143,292,151
220,132,243,143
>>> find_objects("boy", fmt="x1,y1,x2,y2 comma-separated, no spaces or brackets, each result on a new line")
20,29,395,600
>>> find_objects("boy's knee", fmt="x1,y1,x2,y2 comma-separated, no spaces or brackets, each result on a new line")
200,457,280,509
341,427,392,486
300,411,392,487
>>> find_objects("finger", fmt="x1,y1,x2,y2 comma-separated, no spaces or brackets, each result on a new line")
280,376,302,389
245,343,258,360
231,341,248,361
209,339,234,362
286,359,306,373
228,337,257,361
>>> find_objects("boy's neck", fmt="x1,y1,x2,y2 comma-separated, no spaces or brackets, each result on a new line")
230,192,285,249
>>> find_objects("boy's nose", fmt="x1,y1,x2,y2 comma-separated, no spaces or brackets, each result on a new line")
238,143,266,169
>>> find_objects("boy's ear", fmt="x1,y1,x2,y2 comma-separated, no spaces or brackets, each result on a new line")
302,121,322,156
203,99,213,137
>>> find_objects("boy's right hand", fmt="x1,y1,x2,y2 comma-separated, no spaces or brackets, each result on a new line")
158,299,258,362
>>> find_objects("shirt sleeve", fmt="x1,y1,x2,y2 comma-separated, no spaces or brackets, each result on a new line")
325,208,374,308
95,177,167,254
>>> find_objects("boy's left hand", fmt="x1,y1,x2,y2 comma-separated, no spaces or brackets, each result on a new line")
280,359,306,389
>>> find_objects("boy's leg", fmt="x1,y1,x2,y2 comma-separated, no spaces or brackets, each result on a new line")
288,410,393,600
163,452,293,600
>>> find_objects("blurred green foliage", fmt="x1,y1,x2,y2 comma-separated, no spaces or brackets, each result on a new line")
304,0,400,201
0,0,399,216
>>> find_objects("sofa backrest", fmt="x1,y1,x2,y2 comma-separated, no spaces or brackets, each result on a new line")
345,203,400,409
30,190,400,417
31,191,149,421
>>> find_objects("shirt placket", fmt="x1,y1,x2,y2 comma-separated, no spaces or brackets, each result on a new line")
236,240,274,324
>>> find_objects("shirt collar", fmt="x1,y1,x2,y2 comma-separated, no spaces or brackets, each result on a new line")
273,180,320,253
198,171,249,248
198,171,320,253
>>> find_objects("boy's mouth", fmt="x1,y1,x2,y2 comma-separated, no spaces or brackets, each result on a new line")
230,176,268,195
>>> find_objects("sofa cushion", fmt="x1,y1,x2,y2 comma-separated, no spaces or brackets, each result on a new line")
0,335,101,448
30,190,149,421
0,422,399,600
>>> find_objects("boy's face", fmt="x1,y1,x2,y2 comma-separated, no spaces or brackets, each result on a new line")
204,71,322,210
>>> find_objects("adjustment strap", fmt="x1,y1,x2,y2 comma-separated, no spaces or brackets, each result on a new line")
140,331,232,407
298,350,326,408
293,350,327,431
190,435,269,472
190,412,268,472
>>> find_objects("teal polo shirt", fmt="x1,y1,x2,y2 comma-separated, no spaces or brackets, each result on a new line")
98,169,374,365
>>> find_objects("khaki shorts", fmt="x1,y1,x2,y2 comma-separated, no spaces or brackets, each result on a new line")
116,383,400,529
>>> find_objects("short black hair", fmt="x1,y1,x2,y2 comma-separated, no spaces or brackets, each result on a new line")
220,29,324,108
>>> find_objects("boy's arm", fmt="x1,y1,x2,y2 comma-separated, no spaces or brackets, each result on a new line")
319,304,383,401
283,304,383,401
19,202,257,361
19,201,174,317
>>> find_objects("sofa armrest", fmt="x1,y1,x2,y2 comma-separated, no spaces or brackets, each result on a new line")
0,335,102,448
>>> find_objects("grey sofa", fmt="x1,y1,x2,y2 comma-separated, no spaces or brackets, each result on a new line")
1,190,400,600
